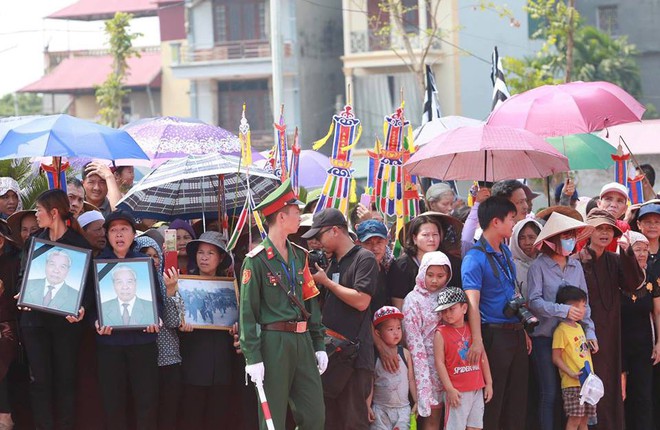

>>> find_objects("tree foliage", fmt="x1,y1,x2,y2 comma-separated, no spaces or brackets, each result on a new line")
95,12,142,127
504,0,642,101
0,93,43,117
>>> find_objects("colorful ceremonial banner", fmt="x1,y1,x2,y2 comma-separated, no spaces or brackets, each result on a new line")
612,144,645,204
290,127,301,197
374,104,419,220
239,104,253,167
41,157,69,191
628,176,644,204
272,105,289,181
312,104,362,216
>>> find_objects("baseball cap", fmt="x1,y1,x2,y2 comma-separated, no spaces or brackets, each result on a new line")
599,182,629,201
372,306,404,327
301,208,347,239
579,373,605,406
104,210,137,232
356,220,388,242
638,203,660,220
433,287,467,312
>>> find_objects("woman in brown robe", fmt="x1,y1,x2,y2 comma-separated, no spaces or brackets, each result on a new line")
577,209,644,429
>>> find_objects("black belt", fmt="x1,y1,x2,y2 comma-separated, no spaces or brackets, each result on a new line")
483,322,524,331
261,321,308,333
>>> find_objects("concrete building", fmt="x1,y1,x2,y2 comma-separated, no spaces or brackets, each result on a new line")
343,0,539,179
19,0,190,122
576,1,660,108
170,0,345,150
342,0,539,145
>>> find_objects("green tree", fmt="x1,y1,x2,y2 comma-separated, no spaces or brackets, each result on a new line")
95,12,142,127
0,93,43,117
504,0,642,101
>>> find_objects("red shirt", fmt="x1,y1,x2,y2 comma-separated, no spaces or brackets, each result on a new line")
437,324,485,392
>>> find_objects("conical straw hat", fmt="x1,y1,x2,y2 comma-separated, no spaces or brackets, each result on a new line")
533,212,594,249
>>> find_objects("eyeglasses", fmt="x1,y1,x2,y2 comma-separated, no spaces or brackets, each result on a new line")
315,227,334,239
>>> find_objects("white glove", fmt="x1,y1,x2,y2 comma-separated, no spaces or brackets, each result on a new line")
245,362,265,385
315,351,329,375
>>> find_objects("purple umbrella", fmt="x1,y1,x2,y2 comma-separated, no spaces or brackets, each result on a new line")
259,149,330,189
123,116,263,166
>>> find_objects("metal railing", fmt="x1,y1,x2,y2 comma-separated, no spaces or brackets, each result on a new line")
171,39,290,65
349,30,441,54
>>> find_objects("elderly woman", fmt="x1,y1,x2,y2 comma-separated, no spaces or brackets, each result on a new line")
577,208,644,430
95,210,162,430
134,234,183,430
425,183,455,215
510,218,542,299
0,178,21,220
179,231,234,430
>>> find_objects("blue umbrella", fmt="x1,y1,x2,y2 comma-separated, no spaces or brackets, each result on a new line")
0,114,149,162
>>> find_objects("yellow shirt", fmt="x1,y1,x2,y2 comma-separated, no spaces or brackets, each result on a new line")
552,321,593,388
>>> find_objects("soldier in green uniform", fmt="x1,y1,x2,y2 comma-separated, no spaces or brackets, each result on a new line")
239,179,327,430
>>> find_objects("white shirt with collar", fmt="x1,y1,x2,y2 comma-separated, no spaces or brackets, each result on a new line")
117,296,137,317
44,280,65,298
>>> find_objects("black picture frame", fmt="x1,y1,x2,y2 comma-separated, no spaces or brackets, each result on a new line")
178,275,239,330
94,258,158,330
17,238,92,317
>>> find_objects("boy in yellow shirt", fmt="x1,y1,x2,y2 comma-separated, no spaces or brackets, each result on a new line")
552,286,596,430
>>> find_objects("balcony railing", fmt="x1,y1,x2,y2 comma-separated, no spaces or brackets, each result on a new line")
171,39,293,65
349,30,441,54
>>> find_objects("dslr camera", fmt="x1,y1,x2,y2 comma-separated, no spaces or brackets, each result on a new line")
308,249,329,274
503,295,539,334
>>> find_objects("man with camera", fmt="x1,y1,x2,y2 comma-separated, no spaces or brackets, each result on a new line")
302,208,378,430
462,196,530,430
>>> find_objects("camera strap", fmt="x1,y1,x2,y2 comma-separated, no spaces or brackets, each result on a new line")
473,237,517,291
255,249,311,322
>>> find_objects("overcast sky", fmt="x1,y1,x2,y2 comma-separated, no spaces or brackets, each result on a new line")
0,1,160,97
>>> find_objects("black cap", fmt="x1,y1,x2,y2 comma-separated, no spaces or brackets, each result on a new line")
104,210,137,232
301,208,347,239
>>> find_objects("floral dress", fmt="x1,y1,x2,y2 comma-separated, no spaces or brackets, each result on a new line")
402,251,452,417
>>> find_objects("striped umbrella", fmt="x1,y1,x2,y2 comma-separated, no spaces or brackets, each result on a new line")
117,153,279,221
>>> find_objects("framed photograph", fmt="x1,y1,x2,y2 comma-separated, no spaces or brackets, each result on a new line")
18,238,92,317
94,258,158,330
178,276,239,330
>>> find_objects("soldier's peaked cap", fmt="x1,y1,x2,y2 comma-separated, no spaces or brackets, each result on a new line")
254,178,303,217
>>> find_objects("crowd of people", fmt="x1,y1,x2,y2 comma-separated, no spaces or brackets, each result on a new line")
0,158,659,430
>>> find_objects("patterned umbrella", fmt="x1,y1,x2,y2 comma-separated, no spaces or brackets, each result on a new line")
122,116,263,166
117,153,279,221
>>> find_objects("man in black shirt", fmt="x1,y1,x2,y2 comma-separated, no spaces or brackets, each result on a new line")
303,208,378,430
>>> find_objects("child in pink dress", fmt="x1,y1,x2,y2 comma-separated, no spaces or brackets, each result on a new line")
403,251,453,430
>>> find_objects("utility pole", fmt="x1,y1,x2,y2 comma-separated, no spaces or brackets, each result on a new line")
270,0,284,136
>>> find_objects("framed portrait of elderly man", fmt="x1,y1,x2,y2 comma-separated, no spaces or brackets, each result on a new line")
178,276,238,330
18,238,92,317
94,258,158,330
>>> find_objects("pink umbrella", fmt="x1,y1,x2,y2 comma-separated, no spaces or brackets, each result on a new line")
598,119,660,155
404,124,569,181
487,81,645,138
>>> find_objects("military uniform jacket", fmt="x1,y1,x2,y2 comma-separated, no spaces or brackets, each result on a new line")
239,237,324,365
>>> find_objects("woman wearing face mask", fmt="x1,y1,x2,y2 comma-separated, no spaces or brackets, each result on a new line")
526,212,596,430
